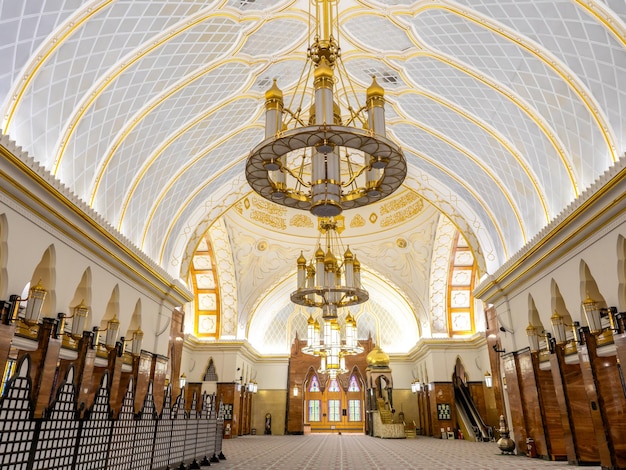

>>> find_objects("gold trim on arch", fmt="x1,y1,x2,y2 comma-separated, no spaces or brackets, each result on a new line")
433,3,619,162
114,49,309,233
117,93,262,230
2,0,113,130
0,143,191,303
338,28,578,199
51,10,267,180
142,124,263,252
474,164,626,299
573,0,626,49
403,186,490,278
345,3,616,168
403,51,577,200
396,125,510,256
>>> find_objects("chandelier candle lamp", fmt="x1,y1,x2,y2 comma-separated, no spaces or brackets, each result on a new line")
245,0,406,217
294,217,365,378
291,217,368,312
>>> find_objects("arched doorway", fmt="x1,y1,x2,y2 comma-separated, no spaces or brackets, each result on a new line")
304,368,365,433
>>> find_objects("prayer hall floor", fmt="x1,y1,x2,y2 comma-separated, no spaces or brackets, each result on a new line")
218,434,601,469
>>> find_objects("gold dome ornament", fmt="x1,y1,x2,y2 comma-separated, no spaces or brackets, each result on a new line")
366,345,389,367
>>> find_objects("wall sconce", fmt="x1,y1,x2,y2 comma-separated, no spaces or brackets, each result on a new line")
411,380,422,393
120,328,144,356
582,294,602,333
484,371,493,388
179,373,187,389
57,300,89,339
92,315,120,350
526,323,540,351
293,385,299,397
526,324,553,352
549,310,582,346
247,381,258,393
8,280,47,325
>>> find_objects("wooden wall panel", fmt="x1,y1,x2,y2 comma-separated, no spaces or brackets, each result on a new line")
582,330,626,469
151,354,168,415
562,359,599,463
217,382,240,438
286,337,372,435
502,353,526,452
549,351,577,464
429,382,456,438
0,322,15,386
467,382,487,422
133,351,153,413
593,354,626,467
536,365,566,460
28,318,62,418
612,331,626,466
485,306,505,419
518,351,547,457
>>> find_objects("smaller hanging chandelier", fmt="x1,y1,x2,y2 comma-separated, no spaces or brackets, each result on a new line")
291,217,368,311
293,216,365,378
245,0,406,217
302,309,362,378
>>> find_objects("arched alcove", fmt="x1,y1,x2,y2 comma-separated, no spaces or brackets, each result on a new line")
550,280,573,323
528,294,544,331
29,245,56,316
579,260,607,309
100,285,120,328
127,299,142,334
70,268,92,330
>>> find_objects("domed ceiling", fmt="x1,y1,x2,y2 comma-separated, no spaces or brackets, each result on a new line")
1,0,624,350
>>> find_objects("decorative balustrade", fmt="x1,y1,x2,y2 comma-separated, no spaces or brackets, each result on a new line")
0,355,225,470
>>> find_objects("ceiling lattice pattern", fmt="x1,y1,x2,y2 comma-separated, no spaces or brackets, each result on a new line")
0,0,624,310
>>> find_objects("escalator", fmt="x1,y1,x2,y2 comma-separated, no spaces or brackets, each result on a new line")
454,379,491,441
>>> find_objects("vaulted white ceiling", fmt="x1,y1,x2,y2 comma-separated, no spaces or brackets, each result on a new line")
1,1,625,327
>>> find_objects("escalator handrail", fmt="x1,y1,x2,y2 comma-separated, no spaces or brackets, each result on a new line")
455,380,489,439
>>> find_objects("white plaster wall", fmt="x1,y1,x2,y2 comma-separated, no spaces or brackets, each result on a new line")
492,221,626,354
180,342,289,391
0,195,185,357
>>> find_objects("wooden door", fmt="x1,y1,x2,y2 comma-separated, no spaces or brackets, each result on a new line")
305,373,365,433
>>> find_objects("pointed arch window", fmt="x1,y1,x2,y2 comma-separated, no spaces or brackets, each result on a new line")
308,375,322,422
348,375,360,392
309,376,320,392
190,234,221,339
448,232,477,336
328,378,340,392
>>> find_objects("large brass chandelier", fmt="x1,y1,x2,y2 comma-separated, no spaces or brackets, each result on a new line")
245,0,406,218
292,217,365,378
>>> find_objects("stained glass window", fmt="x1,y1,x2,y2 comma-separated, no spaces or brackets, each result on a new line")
309,376,320,392
348,400,361,421
448,232,476,336
348,375,360,392
308,400,320,422
328,400,340,421
328,379,340,392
